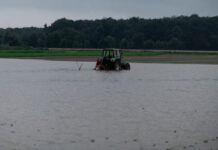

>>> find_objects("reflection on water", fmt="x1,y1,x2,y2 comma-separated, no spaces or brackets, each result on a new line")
0,59,218,150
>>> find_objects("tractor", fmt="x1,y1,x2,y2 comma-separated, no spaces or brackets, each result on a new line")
95,49,130,70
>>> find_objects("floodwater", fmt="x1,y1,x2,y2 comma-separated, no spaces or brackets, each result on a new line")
0,59,217,150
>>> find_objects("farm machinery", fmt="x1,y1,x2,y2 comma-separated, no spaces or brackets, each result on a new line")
94,49,130,70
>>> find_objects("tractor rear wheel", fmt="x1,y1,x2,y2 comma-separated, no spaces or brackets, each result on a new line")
115,61,121,70
125,63,130,70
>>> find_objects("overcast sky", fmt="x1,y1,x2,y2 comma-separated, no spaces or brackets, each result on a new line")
0,0,217,28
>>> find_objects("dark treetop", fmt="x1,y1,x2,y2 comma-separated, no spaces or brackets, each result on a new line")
0,15,218,50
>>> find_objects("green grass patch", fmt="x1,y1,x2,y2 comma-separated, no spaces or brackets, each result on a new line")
0,50,101,58
0,48,218,58
0,50,166,57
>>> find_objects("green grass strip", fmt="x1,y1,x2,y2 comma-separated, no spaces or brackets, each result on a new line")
0,49,217,58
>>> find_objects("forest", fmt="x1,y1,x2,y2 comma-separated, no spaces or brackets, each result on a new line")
0,14,218,50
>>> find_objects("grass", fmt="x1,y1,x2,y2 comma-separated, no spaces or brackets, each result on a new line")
0,49,165,57
1,48,218,65
0,48,218,58
0,50,101,58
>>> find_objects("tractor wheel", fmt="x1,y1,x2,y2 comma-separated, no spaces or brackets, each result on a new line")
115,61,121,71
125,63,130,70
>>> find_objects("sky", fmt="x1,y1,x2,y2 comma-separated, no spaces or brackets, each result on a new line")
0,0,218,28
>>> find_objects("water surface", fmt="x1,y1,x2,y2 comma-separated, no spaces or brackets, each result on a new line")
0,59,217,150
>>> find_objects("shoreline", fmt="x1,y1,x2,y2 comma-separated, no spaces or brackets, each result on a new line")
13,54,218,64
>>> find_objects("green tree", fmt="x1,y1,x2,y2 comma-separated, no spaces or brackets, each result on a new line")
143,40,154,49
2,28,20,46
0,15,217,50
155,41,166,49
120,38,128,49
28,33,39,47
99,36,116,48
168,38,183,49
132,33,144,48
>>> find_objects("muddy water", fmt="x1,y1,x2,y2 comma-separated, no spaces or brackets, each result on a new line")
0,59,217,150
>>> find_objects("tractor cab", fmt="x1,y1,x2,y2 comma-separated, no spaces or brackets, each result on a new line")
103,49,121,59
95,49,130,70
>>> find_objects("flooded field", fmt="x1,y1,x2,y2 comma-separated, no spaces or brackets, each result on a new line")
0,59,217,150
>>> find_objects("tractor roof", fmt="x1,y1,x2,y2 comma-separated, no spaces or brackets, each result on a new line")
103,48,120,51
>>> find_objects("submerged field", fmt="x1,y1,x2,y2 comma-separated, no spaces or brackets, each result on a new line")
0,48,218,64
0,60,217,150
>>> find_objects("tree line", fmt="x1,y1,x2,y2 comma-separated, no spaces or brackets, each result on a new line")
0,14,218,50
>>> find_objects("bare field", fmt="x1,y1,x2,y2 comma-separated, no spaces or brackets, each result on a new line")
124,55,218,64
49,48,218,53
18,54,218,64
